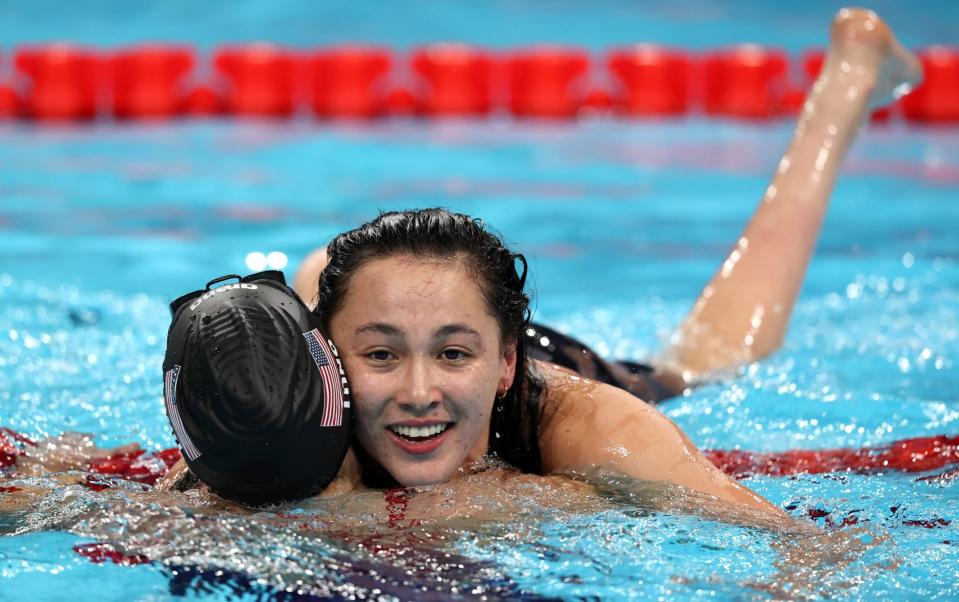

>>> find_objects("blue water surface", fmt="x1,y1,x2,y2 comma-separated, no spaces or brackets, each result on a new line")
1,116,957,600
2,1,959,599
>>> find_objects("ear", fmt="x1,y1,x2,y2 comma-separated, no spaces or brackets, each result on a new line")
498,339,518,391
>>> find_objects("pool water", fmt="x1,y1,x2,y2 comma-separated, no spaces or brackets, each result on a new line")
1,115,957,599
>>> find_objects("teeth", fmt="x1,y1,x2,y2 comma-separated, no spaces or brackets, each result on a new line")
391,423,449,439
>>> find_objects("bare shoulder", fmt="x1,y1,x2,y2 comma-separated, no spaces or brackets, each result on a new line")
535,359,663,425
534,360,671,469
532,361,783,515
291,246,330,309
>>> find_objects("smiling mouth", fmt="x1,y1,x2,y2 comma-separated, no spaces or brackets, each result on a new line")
388,423,452,442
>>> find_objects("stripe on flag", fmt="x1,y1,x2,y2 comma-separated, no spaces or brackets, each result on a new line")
164,365,202,461
303,329,345,427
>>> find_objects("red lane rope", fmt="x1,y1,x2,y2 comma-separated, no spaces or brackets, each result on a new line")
1,43,957,122
1,427,37,469
3,429,958,487
6,426,957,569
703,434,959,479
73,542,150,565
384,487,412,525
85,447,182,488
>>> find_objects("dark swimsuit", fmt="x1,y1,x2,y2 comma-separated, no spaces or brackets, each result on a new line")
523,322,687,403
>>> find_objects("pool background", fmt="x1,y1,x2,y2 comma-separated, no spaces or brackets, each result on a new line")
2,0,959,600
3,118,957,451
1,0,957,51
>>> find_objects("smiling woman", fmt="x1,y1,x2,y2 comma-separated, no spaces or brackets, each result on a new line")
307,209,783,515
293,8,923,518
328,255,515,486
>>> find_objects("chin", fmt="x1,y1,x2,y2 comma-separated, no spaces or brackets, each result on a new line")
389,461,458,487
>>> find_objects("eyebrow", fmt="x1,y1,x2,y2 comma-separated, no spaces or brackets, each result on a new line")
354,323,403,338
434,323,483,341
353,322,483,342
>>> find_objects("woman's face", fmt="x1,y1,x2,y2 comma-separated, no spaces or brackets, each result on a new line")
329,255,516,486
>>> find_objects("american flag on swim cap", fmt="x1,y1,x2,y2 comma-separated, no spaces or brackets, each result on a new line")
303,329,347,427
164,365,202,461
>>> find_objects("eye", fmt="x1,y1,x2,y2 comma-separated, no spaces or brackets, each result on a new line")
440,348,470,362
365,349,396,363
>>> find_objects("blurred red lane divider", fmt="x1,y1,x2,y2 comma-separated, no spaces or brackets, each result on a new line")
705,434,959,479
901,46,959,122
14,44,101,120
73,542,150,565
308,46,392,119
112,46,194,119
609,45,690,115
508,47,589,118
3,427,958,487
412,44,494,116
86,447,182,487
214,44,298,117
702,45,789,118
2,43,957,122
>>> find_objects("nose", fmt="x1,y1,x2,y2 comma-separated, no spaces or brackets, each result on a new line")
396,355,442,413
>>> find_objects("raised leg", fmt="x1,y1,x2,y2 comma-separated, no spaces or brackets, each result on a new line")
662,8,921,381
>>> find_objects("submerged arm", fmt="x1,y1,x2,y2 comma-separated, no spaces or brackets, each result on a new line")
661,9,921,381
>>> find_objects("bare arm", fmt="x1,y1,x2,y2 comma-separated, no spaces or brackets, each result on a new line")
661,9,921,380
537,361,784,516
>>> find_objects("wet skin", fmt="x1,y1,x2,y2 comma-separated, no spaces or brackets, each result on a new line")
328,255,516,487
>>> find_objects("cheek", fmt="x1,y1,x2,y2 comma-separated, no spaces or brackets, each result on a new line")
340,360,383,420
459,369,499,415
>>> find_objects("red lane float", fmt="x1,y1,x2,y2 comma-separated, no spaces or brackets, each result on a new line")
308,47,392,119
14,45,101,120
3,43,958,123
507,47,589,118
111,46,194,119
182,85,223,116
385,87,417,116
582,88,615,113
412,44,494,116
76,434,959,485
703,45,789,118
705,434,959,479
608,46,690,115
4,427,959,494
214,44,298,117
0,88,18,117
0,74,20,117
902,46,959,122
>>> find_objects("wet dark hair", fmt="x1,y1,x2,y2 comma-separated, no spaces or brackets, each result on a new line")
315,208,542,481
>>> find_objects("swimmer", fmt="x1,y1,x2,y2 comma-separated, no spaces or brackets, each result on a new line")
158,270,355,506
289,9,921,516
146,271,802,534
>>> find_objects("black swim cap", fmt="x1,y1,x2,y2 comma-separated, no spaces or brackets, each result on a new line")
162,271,351,507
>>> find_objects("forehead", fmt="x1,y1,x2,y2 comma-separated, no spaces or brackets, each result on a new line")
339,255,492,323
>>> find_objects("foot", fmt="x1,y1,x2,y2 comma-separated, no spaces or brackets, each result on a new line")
823,8,922,109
